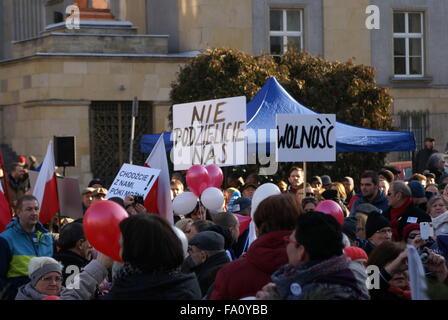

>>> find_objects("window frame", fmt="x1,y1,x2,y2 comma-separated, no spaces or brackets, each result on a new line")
269,8,304,55
393,11,424,78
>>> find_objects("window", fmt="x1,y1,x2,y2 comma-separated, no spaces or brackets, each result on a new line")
269,9,303,55
393,12,424,77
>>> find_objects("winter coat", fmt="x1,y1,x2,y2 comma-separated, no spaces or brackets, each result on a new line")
53,249,90,285
210,230,291,300
350,190,389,217
191,251,230,297
0,218,54,300
432,211,448,236
271,255,370,300
384,202,432,241
15,259,108,300
103,264,201,300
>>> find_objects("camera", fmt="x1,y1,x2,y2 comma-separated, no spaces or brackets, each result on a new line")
420,251,429,264
133,195,144,205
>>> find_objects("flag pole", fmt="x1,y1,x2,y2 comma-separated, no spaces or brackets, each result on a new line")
129,97,138,164
0,151,13,216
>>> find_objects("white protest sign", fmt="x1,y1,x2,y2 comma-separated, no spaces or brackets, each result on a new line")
172,96,247,170
276,114,336,162
106,164,160,200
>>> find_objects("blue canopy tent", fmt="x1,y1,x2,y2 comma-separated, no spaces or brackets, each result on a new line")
140,77,415,154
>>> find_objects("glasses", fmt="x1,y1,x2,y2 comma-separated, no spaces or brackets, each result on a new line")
376,228,393,234
283,236,300,246
408,233,420,240
306,192,315,197
40,276,62,283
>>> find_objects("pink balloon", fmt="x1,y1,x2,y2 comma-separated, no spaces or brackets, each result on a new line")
315,200,344,226
205,164,223,188
186,165,210,196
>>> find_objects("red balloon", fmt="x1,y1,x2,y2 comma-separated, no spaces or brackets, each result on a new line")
83,200,128,262
234,214,251,236
315,200,344,226
205,164,223,188
42,295,60,300
186,165,210,196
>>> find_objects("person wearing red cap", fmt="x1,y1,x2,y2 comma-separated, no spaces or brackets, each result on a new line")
344,246,368,267
402,223,424,248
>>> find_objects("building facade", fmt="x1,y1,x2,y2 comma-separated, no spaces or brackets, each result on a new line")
0,0,447,186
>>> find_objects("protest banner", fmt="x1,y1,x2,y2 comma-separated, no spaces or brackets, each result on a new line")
172,96,247,170
276,114,336,162
106,163,160,200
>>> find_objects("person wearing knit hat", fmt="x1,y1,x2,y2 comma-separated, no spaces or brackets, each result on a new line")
344,246,368,267
365,212,392,248
353,203,382,240
16,257,63,299
15,254,111,300
402,223,424,248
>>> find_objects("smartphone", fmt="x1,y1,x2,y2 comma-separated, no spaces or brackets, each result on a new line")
420,222,434,240
134,195,144,205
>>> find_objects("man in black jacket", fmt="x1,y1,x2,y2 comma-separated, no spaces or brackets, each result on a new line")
414,137,437,174
53,222,92,287
188,231,230,298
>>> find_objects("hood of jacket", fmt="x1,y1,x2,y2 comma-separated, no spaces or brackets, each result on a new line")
5,218,48,234
272,254,369,300
15,282,49,300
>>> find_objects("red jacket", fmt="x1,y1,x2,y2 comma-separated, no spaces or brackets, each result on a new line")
210,230,291,300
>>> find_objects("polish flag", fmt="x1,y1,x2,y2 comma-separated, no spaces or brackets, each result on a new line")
0,180,12,232
33,141,60,224
144,133,173,225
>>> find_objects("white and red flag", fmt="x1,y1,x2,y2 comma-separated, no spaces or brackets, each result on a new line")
0,179,12,232
144,133,173,225
33,141,59,224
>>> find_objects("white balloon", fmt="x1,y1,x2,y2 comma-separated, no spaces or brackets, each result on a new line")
172,226,189,258
250,183,281,218
200,187,225,211
172,192,198,215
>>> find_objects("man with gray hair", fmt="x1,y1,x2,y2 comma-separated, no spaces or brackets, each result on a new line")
383,181,431,241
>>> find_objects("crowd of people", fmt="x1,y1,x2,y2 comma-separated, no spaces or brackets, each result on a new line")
1,138,448,301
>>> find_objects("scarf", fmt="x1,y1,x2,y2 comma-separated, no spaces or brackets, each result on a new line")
388,285,411,300
390,198,413,240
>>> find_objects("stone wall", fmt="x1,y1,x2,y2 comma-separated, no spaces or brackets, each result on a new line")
0,55,187,186
178,0,253,53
